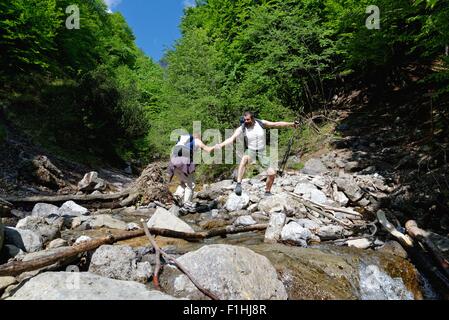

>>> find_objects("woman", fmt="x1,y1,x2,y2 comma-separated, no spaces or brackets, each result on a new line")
167,134,213,211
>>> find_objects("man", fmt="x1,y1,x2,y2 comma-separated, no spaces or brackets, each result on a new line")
214,111,298,196
168,134,213,212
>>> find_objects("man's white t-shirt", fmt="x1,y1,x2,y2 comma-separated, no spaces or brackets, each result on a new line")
244,121,266,151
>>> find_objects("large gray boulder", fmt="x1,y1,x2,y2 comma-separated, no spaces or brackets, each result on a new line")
264,212,287,244
160,244,287,300
225,193,250,212
7,272,178,300
16,216,62,243
31,203,59,218
58,201,89,217
147,207,194,233
4,227,43,253
88,245,152,283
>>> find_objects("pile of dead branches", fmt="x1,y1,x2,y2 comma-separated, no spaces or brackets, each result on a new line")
132,162,173,205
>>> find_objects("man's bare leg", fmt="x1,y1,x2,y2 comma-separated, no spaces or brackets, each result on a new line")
235,155,251,195
265,167,276,194
237,155,251,182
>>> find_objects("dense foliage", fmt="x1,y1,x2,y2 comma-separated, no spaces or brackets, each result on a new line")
1,0,448,166
0,0,163,165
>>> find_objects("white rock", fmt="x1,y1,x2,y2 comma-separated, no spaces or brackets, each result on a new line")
211,209,220,218
58,201,89,217
347,238,372,249
225,193,250,212
281,222,312,245
234,215,257,227
16,216,62,243
126,223,140,231
264,212,286,243
333,190,349,207
74,236,92,245
31,203,59,218
147,207,194,233
293,183,328,204
311,176,326,188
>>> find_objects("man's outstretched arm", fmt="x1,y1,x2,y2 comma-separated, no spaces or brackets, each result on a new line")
215,127,243,149
261,120,299,129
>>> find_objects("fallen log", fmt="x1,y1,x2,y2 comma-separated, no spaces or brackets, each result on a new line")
289,192,352,228
0,236,116,277
0,224,268,277
377,210,413,247
405,220,449,279
377,211,449,298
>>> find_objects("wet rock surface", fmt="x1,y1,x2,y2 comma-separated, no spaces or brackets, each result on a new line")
159,244,288,300
5,272,178,300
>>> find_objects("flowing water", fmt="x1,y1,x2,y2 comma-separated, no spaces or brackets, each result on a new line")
359,263,414,300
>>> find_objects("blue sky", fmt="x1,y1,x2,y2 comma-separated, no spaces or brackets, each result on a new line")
104,0,196,62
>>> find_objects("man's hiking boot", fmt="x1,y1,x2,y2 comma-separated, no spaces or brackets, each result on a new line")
235,183,242,196
264,191,273,197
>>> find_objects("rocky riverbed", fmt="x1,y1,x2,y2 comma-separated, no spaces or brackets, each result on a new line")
2,152,447,300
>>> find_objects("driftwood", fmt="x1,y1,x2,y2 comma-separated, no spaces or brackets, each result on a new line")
289,192,353,228
406,220,449,279
0,224,268,277
377,210,414,247
0,236,116,277
377,211,449,298
141,220,220,300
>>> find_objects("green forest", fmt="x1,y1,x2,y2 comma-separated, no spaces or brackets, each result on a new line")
1,0,448,168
